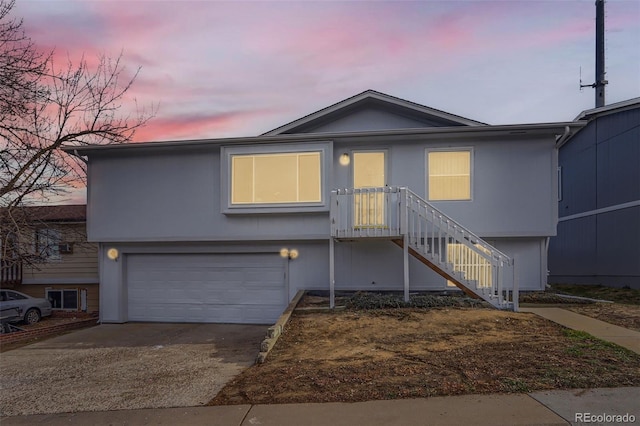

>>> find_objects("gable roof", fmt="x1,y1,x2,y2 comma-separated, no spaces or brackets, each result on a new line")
0,205,86,223
555,97,640,149
64,121,587,157
574,97,640,120
262,89,486,136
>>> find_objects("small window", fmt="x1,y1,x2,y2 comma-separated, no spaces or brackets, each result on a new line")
36,228,62,261
46,289,78,310
231,151,322,205
58,243,74,254
427,150,472,201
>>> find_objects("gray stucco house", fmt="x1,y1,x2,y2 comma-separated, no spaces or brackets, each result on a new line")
64,90,585,324
549,98,640,289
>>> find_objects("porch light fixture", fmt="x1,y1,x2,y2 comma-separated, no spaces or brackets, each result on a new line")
339,153,350,166
107,248,119,261
280,248,299,259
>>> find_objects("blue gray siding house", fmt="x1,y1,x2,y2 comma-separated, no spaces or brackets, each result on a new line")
549,98,640,289
64,90,585,324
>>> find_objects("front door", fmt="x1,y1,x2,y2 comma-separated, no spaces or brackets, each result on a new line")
353,151,386,227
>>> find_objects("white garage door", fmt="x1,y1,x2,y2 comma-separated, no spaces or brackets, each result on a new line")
127,253,287,324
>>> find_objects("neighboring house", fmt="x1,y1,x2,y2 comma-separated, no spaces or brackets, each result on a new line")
549,98,640,289
0,205,100,312
64,90,585,324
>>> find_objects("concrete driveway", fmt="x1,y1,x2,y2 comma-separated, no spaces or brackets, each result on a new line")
0,323,267,417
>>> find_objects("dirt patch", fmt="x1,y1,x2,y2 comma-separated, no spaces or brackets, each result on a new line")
565,303,640,332
210,308,640,405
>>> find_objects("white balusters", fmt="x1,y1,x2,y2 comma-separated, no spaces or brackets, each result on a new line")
330,186,517,310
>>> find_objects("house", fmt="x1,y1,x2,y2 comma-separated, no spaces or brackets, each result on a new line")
63,90,585,324
549,98,640,289
0,205,100,312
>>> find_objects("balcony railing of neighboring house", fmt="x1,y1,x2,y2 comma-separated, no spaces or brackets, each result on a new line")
330,186,518,311
0,259,23,287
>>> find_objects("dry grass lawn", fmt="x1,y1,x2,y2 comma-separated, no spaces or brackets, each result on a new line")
549,284,640,305
210,307,640,405
564,303,640,332
531,284,640,331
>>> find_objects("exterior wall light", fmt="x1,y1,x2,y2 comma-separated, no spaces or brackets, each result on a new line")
107,248,119,261
280,248,299,259
339,153,350,166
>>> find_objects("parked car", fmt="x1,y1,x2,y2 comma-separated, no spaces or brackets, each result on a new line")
1,305,22,333
0,290,52,324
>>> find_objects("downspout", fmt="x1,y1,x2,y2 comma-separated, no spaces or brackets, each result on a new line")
549,127,570,290
543,237,551,289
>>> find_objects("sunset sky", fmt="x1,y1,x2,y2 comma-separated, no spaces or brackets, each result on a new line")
14,0,640,143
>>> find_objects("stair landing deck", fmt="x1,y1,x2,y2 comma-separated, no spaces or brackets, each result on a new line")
329,186,518,311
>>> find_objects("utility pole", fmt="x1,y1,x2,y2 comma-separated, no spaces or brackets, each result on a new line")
580,0,608,107
595,0,606,107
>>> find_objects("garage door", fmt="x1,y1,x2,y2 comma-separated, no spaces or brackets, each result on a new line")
127,253,287,324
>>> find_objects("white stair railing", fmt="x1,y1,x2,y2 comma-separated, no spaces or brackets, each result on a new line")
402,188,517,310
330,187,403,239
330,187,518,310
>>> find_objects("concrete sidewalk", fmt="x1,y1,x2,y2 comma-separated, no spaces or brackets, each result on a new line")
3,388,639,426
520,307,640,354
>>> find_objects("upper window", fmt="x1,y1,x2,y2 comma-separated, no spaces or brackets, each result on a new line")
232,152,321,204
427,150,472,201
222,142,330,213
35,228,61,261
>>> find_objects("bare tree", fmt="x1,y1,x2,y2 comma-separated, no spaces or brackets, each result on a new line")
0,0,48,122
0,0,153,275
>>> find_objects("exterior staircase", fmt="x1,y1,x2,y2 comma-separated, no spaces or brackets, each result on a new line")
330,186,518,311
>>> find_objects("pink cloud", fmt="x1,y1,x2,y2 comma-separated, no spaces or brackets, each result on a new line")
426,12,475,51
131,109,279,142
10,0,638,143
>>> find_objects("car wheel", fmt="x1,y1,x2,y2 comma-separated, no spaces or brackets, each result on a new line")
24,308,41,325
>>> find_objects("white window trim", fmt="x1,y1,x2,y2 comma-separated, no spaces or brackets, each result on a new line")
46,288,79,310
221,142,332,214
35,228,62,262
231,152,322,204
350,149,389,188
350,149,389,227
425,147,474,202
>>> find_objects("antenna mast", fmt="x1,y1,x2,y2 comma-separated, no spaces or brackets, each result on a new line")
580,0,608,107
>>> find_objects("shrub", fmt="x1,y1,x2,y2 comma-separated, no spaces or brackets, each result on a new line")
346,292,486,310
